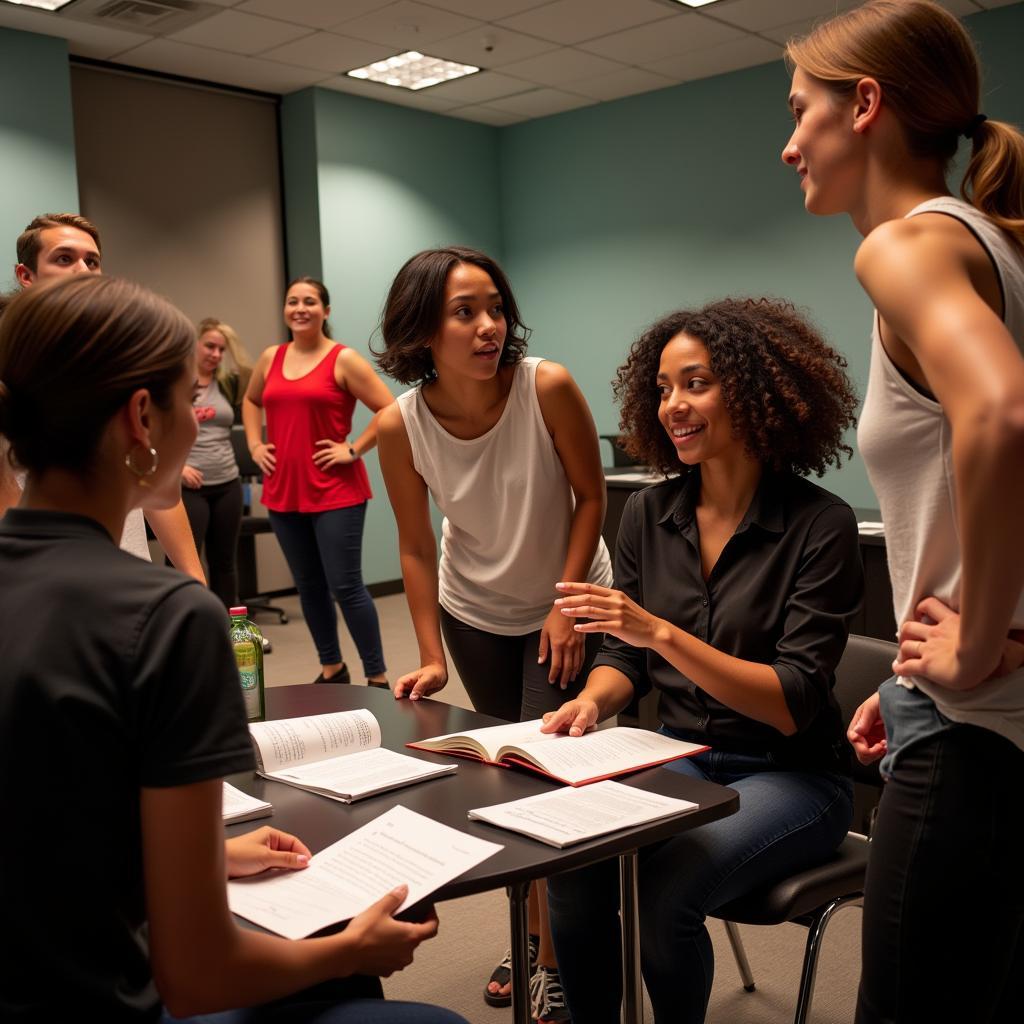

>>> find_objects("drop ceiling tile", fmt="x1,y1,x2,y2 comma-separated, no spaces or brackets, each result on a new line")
570,66,679,101
426,1,552,18
446,103,527,126
644,34,781,83
487,87,596,117
498,46,627,87
430,24,559,68
114,38,328,93
319,74,463,110
261,31,394,73
428,70,532,103
707,0,860,33
974,1,1023,8
329,1,482,48
498,0,676,45
0,6,152,59
167,10,312,56
579,11,744,63
237,0,391,29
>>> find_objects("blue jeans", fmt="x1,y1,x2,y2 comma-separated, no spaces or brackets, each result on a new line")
547,744,854,1024
268,504,386,677
162,1000,467,1024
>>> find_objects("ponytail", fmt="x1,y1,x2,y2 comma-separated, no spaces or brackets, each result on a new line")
962,118,1024,245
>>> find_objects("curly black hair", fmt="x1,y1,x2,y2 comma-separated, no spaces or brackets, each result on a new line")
614,298,858,477
374,247,530,385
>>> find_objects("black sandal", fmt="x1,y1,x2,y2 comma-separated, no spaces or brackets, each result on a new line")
484,933,539,1008
313,664,351,685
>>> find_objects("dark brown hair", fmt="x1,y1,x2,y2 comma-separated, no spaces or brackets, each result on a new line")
614,298,858,477
16,212,102,272
0,275,194,474
375,247,530,385
786,0,1024,244
286,276,333,339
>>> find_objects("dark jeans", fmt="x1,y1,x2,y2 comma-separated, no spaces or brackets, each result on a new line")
856,713,1024,1023
439,606,602,722
161,978,467,1024
268,504,386,677
547,746,854,1024
177,477,242,608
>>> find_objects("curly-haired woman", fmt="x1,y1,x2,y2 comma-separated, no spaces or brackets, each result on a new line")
541,298,864,1024
375,247,612,1022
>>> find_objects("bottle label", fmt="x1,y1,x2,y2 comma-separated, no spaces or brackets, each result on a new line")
243,683,261,719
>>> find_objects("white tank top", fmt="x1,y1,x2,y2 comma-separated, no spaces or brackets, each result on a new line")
858,196,1024,750
397,357,613,635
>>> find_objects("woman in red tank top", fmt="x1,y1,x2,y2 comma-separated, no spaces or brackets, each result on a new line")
243,277,395,686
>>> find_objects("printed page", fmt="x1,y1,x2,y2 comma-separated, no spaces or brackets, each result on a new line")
222,782,273,824
469,780,698,847
227,805,503,940
508,727,706,785
265,747,457,801
416,718,558,760
250,709,381,773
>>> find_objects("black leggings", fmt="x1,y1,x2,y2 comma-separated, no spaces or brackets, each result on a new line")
179,477,243,608
856,722,1024,1023
439,607,602,722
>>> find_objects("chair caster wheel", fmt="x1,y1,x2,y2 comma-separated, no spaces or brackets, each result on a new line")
280,614,289,624
743,984,756,993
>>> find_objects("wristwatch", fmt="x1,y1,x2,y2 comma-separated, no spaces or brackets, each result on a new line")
348,445,359,460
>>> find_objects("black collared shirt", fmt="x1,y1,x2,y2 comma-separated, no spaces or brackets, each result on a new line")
594,470,864,772
0,509,255,1021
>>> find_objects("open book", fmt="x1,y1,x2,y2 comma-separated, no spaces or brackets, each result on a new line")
223,782,273,824
250,709,457,803
409,720,707,787
469,779,699,848
228,805,503,939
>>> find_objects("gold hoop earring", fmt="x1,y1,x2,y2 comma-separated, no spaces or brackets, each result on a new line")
125,445,159,485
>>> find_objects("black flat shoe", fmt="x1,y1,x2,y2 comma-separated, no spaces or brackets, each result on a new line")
367,679,390,690
313,664,351,685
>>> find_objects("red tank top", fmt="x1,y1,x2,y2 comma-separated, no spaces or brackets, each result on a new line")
260,342,373,513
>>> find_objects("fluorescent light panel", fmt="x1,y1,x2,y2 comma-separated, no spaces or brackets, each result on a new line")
347,51,479,91
1,0,76,9
671,1,725,8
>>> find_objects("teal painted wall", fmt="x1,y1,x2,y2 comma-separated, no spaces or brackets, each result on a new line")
0,28,79,291
498,1,1024,511
282,88,502,584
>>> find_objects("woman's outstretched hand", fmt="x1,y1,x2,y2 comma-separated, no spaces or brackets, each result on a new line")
225,826,311,878
539,697,600,738
554,581,666,649
393,662,448,701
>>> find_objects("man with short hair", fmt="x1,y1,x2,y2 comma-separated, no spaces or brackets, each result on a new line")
1,213,205,581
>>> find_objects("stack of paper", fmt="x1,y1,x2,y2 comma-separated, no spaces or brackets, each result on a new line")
223,782,273,824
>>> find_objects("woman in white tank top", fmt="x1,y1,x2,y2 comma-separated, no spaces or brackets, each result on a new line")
375,247,611,1021
783,4,1024,1021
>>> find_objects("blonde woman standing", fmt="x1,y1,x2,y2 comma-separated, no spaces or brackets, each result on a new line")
783,3,1024,1020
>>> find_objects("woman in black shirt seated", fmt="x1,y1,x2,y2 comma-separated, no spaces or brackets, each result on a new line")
542,298,863,1024
0,275,466,1024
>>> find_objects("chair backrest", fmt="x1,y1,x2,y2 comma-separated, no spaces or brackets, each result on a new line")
834,634,896,789
231,425,262,480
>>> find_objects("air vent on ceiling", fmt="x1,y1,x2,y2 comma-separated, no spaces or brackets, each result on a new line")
61,0,220,35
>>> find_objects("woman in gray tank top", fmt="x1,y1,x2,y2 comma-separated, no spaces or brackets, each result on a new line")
375,247,612,1023
178,318,250,608
784,3,1024,1020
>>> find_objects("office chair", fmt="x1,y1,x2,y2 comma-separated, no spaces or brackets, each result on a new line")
711,634,893,1024
230,426,288,625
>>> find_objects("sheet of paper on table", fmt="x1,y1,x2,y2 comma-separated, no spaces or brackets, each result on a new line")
227,805,503,940
469,779,698,848
222,782,273,824
857,521,885,535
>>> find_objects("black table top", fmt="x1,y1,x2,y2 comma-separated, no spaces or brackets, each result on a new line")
227,685,738,900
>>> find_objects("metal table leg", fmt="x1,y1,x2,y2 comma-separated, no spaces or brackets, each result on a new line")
506,880,532,1024
620,850,643,1024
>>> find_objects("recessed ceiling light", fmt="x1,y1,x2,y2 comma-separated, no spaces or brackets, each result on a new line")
670,1,725,8
347,51,480,92
1,0,76,10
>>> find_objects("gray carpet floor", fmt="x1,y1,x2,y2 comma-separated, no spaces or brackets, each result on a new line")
256,594,862,1023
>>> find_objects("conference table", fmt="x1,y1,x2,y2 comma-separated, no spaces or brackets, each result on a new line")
226,684,739,1024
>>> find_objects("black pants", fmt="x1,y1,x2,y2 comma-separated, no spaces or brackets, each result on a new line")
856,722,1024,1023
179,477,243,608
439,607,602,722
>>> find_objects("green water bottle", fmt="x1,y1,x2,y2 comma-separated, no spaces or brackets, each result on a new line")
230,606,265,722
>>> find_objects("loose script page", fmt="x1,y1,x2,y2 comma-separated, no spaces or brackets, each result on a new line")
250,709,381,773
